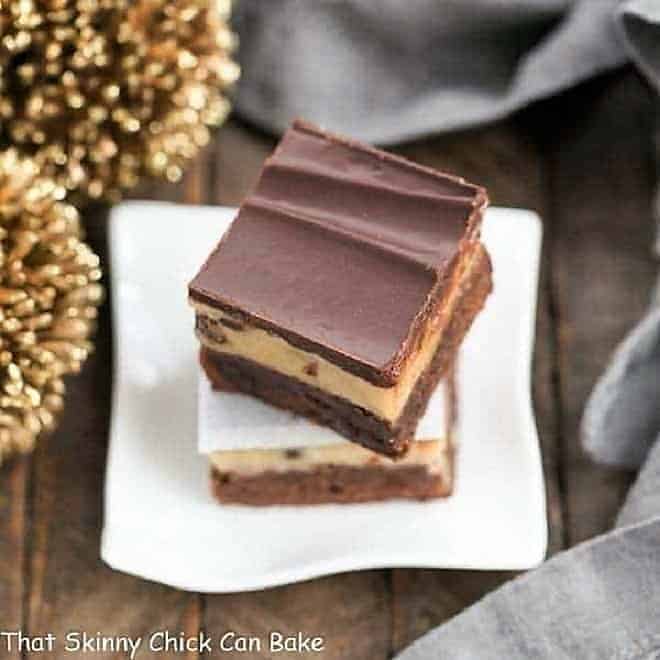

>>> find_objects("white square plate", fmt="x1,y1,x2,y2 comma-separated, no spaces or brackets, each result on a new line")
102,202,547,592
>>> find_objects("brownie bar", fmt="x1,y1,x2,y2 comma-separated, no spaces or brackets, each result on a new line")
200,238,486,456
190,119,491,456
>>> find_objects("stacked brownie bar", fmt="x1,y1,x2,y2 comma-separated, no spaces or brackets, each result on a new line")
189,120,492,505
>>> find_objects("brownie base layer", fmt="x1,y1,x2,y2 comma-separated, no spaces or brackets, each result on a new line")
211,462,453,506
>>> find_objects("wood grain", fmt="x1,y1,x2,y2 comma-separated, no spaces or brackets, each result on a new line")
545,72,656,545
533,218,567,555
204,573,390,660
22,162,207,658
0,457,28,632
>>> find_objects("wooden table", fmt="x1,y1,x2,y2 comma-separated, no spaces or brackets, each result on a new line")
0,69,656,658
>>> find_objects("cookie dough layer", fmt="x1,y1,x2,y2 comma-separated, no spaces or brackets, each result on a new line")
192,241,487,424
210,439,454,506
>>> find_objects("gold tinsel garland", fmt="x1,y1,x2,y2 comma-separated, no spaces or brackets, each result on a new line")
0,150,102,465
0,0,239,201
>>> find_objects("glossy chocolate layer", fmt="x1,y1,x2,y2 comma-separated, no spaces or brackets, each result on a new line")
189,119,488,385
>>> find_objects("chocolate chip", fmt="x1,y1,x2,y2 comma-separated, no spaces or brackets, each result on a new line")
284,449,303,460
220,317,244,331
303,361,319,377
196,317,226,343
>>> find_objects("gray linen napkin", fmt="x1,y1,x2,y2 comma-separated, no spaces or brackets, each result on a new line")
233,2,660,658
233,0,660,143
395,452,660,659
396,522,660,660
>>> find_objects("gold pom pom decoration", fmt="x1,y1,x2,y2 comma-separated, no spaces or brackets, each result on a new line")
0,1,238,465
0,150,102,466
0,0,239,201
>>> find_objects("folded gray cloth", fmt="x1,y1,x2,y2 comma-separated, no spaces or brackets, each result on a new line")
396,423,660,660
583,306,660,469
234,0,660,143
396,444,660,659
396,438,660,660
397,521,660,660
618,439,660,528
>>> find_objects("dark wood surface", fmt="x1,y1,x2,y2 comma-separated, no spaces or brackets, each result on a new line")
0,69,655,659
